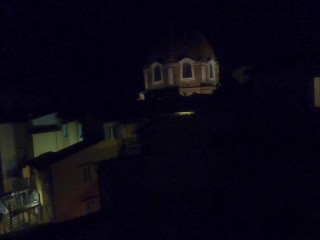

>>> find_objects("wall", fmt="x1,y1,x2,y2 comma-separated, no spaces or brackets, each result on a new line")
23,120,83,224
34,168,54,223
0,123,32,193
144,60,219,97
32,122,83,158
51,140,119,222
50,121,140,222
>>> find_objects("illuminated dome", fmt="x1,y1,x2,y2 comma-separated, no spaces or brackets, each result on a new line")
140,31,220,100
147,31,216,64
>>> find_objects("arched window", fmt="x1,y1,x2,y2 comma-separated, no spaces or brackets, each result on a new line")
179,58,195,81
183,63,192,78
151,62,163,84
154,66,161,81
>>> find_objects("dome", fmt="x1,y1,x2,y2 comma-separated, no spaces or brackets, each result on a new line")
140,30,220,99
147,31,216,64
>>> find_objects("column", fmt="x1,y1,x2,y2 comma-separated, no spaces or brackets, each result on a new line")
201,65,206,83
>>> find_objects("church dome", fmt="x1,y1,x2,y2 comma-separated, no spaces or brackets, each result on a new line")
147,31,216,64
140,30,220,100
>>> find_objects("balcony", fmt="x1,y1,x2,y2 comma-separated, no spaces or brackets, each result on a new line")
1,188,41,232
2,188,40,217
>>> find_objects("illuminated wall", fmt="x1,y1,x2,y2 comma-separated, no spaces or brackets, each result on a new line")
34,168,54,223
51,140,119,222
144,60,219,88
0,114,87,230
32,121,83,158
21,164,54,224
0,117,140,230
142,59,219,97
21,113,83,224
50,122,139,222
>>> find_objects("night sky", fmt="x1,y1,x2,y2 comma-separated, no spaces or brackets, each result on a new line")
1,0,320,116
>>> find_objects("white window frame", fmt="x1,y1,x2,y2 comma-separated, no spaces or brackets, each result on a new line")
179,58,195,82
208,60,217,82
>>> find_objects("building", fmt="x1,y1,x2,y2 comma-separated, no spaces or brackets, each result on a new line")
0,109,141,233
0,113,84,233
139,31,219,100
30,112,83,157
0,31,219,233
27,119,140,223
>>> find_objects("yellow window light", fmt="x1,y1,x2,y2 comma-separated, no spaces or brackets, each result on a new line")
174,111,195,116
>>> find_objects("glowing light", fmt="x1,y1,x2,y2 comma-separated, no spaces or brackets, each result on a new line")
174,111,195,116
138,92,145,101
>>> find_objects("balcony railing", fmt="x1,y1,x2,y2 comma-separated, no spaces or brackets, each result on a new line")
2,187,40,217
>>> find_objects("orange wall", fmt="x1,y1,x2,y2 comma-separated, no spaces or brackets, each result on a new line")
51,140,119,222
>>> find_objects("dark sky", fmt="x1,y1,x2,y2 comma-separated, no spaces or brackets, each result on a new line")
1,0,320,115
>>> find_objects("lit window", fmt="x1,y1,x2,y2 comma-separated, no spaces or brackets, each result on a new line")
183,63,192,78
62,124,69,137
174,111,195,116
83,166,92,182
